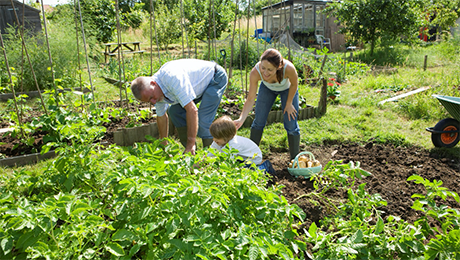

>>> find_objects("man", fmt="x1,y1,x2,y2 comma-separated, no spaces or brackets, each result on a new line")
131,59,228,155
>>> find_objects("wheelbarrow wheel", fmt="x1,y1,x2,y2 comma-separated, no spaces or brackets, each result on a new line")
431,118,460,148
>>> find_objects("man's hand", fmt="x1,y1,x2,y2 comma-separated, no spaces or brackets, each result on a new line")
184,144,196,155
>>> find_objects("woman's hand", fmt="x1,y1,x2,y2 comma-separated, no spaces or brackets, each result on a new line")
284,103,298,121
234,118,245,130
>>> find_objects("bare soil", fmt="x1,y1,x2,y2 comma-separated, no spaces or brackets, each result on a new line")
266,141,460,231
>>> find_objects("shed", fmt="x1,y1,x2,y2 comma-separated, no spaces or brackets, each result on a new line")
0,0,42,35
261,0,345,52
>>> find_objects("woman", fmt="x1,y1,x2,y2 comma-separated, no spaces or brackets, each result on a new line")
234,48,300,159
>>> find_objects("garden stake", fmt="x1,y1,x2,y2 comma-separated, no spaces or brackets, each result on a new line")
211,0,217,59
245,1,251,94
228,0,239,79
9,0,48,116
282,0,291,61
76,0,95,103
239,24,243,93
0,32,25,138
207,0,212,60
253,0,259,57
72,1,84,105
149,0,161,70
180,0,185,58
114,0,128,109
39,0,58,103
20,0,24,93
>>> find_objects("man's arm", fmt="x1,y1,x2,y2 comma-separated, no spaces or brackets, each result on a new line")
184,101,198,154
156,113,169,143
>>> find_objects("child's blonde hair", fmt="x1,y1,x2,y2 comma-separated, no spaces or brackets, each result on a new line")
209,116,237,143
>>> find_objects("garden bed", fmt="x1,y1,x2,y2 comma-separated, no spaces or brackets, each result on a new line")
266,141,460,236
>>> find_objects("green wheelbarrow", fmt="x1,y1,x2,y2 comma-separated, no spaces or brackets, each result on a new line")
426,95,460,148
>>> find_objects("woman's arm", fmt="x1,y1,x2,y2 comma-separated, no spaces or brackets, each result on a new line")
234,67,261,129
284,61,299,121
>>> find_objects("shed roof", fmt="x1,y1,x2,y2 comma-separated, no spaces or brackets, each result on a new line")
0,0,41,13
262,0,331,10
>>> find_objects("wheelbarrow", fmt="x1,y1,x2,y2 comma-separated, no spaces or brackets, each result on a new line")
426,95,460,148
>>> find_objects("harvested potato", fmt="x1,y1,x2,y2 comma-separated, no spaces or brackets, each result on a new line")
299,161,307,168
312,160,321,167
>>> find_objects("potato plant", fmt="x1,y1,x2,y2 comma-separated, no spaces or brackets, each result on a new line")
0,138,307,259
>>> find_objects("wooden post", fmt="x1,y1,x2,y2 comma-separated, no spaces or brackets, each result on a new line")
423,55,428,71
317,55,328,79
316,78,327,117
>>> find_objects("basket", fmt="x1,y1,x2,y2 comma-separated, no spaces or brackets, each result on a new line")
288,151,322,178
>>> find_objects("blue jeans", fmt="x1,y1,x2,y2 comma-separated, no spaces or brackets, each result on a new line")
251,82,300,135
169,64,228,139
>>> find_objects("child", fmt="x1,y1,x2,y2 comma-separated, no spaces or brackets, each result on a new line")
208,115,275,175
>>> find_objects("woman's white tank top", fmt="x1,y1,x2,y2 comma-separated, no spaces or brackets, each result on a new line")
255,61,290,91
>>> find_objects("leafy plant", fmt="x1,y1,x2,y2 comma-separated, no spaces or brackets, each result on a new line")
408,175,460,260
327,77,341,99
0,139,308,259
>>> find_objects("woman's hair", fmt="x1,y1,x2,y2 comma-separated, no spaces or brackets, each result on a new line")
260,48,284,83
209,116,237,144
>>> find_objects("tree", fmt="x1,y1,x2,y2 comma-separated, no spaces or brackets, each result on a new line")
415,0,460,39
142,0,181,51
325,0,420,55
78,0,117,43
183,0,235,40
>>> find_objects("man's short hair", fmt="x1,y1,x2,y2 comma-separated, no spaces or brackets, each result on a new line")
130,77,150,100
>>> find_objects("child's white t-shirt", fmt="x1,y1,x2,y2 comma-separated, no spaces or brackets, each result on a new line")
208,135,263,165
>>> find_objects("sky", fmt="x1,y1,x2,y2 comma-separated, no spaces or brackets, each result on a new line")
41,0,71,6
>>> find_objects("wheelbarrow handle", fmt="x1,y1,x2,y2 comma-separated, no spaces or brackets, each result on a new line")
426,127,460,134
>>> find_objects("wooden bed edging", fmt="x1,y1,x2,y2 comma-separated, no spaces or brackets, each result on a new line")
0,150,56,167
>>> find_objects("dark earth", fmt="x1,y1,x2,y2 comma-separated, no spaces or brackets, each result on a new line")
265,142,460,231
1,102,460,239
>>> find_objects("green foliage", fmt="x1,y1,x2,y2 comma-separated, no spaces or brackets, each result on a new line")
121,2,148,29
304,161,427,259
141,0,181,51
183,0,235,41
287,46,369,83
408,175,460,260
0,140,307,259
79,0,117,43
0,24,85,92
325,0,420,55
417,0,460,39
100,56,155,82
302,164,460,259
216,38,261,70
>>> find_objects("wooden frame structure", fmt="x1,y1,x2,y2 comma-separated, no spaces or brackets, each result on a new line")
261,0,345,51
